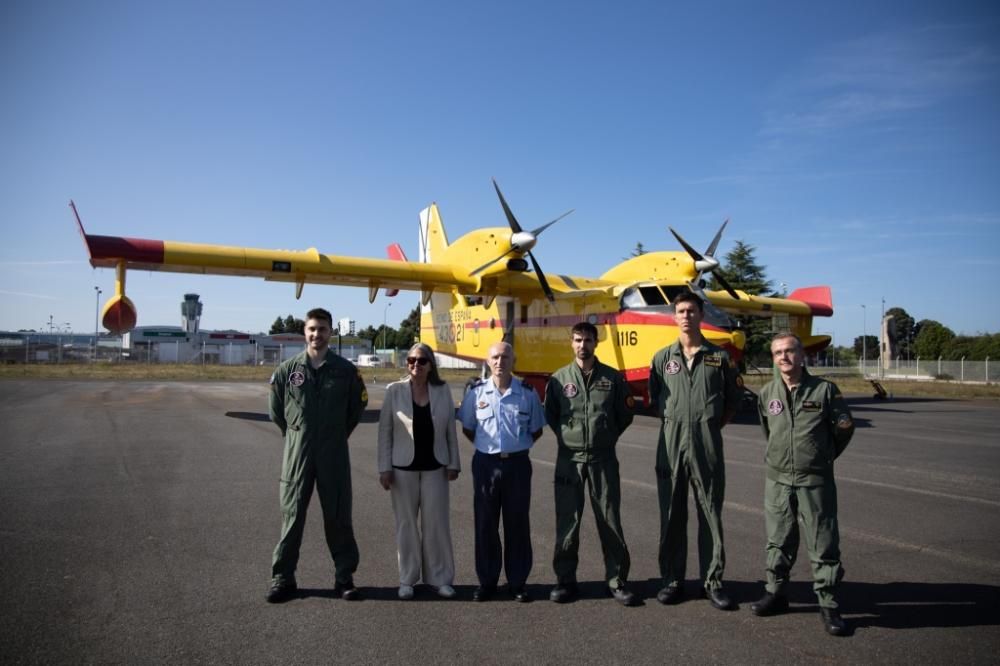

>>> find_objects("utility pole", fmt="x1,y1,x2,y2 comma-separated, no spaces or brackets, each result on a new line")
861,304,867,377
94,286,102,361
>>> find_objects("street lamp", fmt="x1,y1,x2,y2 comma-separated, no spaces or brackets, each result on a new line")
381,302,392,355
94,286,102,361
861,304,867,375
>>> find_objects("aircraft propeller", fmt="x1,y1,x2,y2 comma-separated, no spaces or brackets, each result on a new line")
668,221,741,301
469,179,573,303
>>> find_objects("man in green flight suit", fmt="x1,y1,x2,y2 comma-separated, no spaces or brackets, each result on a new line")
266,307,368,603
752,332,854,636
545,322,637,606
648,291,740,610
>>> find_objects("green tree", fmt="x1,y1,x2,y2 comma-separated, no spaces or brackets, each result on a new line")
396,304,421,349
624,242,648,260
709,240,773,364
357,325,378,350
885,306,915,359
913,320,954,359
853,335,879,360
943,333,1000,360
269,314,305,334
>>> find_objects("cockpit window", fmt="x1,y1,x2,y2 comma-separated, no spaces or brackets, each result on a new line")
638,285,668,305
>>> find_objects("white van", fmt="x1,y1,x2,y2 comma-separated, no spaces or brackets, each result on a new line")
356,354,384,368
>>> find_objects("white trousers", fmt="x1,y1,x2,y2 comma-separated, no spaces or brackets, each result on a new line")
390,467,455,586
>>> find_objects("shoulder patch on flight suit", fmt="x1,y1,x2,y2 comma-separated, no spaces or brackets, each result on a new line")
767,399,784,415
625,395,636,409
836,413,853,429
289,371,305,387
802,400,821,411
563,383,579,398
665,360,681,375
704,354,722,367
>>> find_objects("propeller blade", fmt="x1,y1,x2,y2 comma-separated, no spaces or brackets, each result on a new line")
529,209,574,237
713,271,741,301
705,219,729,257
686,281,735,326
668,226,706,262
492,179,523,233
470,246,518,276
527,251,556,303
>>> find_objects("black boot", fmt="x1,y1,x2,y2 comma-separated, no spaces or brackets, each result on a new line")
820,607,848,636
750,592,789,616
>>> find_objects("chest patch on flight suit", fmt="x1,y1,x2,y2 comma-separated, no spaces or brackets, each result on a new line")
563,383,579,398
289,371,306,387
594,378,612,391
767,399,784,415
704,354,722,367
802,400,821,411
665,360,681,375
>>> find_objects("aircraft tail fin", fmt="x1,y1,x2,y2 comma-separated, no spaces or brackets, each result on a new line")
418,203,449,264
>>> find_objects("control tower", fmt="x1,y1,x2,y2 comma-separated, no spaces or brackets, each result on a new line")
181,294,203,333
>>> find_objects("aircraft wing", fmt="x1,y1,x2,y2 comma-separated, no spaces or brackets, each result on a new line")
704,286,834,317
75,212,614,302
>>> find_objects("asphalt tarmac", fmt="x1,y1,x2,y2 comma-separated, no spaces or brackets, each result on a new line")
1,379,998,664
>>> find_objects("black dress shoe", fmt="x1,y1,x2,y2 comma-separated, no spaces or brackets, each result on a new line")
703,587,735,611
820,608,848,636
656,585,685,605
549,582,578,603
608,585,638,607
472,585,496,602
265,580,297,604
333,580,361,601
510,586,531,603
750,592,789,616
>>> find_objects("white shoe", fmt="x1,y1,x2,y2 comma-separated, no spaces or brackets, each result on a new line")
398,585,414,600
435,584,456,599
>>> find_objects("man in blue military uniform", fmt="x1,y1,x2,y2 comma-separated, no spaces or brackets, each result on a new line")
266,307,368,603
458,341,545,602
648,291,740,610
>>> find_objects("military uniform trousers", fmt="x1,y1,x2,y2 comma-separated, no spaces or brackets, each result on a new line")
472,450,532,587
390,467,455,587
656,444,726,590
765,476,842,608
553,453,630,588
272,443,359,586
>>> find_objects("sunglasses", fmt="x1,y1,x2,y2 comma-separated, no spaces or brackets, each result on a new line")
406,357,430,366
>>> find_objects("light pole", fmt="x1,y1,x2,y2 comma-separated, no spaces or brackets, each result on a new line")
94,286,102,361
381,302,392,356
880,297,886,379
861,304,867,375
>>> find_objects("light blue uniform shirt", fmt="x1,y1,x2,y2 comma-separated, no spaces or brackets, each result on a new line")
458,377,546,454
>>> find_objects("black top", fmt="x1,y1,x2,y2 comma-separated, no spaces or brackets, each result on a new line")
395,401,442,471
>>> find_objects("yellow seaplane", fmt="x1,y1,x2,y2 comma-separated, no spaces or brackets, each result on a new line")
73,181,833,402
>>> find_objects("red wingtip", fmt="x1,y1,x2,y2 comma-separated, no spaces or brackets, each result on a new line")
788,286,833,317
384,243,408,297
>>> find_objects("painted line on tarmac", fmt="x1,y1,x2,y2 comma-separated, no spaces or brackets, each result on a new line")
533,458,1000,574
724,458,1000,509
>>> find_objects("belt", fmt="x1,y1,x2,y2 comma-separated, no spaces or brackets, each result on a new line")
479,449,529,459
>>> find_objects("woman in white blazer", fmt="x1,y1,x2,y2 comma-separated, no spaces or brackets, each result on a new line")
377,342,461,599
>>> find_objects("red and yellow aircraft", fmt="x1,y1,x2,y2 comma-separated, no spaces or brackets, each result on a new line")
73,181,833,401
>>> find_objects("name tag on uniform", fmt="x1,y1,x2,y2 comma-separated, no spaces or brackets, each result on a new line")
802,400,821,411
703,355,722,367
594,378,612,390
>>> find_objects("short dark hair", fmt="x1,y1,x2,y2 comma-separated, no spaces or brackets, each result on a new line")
305,308,333,326
671,291,704,312
571,321,598,341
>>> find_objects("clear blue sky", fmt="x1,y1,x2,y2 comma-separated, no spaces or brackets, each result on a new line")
3,0,999,348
